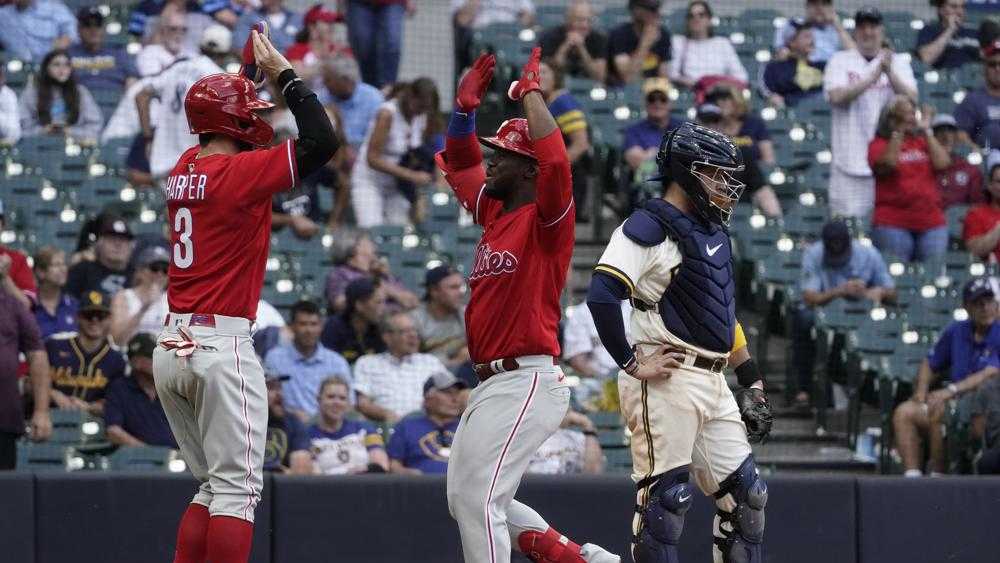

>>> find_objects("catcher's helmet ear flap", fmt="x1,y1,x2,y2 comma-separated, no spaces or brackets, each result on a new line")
185,73,275,147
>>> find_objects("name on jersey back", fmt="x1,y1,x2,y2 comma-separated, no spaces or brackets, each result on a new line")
164,172,208,201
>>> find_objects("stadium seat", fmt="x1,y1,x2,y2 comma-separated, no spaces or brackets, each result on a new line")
108,446,178,471
16,442,71,472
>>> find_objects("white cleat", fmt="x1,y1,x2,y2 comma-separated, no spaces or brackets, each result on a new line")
581,543,621,563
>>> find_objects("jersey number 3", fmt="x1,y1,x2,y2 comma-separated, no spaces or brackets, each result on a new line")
173,207,194,269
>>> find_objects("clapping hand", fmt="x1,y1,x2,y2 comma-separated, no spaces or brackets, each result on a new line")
456,53,496,113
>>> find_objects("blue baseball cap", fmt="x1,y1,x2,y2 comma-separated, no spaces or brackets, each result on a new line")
963,278,995,303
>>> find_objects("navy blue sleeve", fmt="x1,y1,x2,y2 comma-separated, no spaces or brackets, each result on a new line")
386,421,406,461
103,379,125,427
288,416,311,452
586,272,635,370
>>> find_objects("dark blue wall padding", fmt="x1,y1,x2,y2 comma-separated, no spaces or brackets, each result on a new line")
764,475,857,563
0,473,35,563
857,476,1000,563
33,473,272,563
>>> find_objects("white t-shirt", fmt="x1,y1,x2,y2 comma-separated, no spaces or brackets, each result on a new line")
527,428,586,474
255,299,286,330
145,55,223,178
351,99,428,192
823,50,917,177
0,84,21,144
353,352,449,418
669,36,748,84
450,0,535,29
562,301,632,377
121,288,169,336
136,44,180,78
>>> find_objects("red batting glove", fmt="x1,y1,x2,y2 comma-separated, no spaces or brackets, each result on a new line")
507,47,541,102
241,21,269,88
456,53,496,113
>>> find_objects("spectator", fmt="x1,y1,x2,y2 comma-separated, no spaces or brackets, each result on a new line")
19,49,103,144
606,0,671,86
0,288,52,469
135,8,187,78
354,312,450,423
761,19,826,108
964,151,1000,261
972,375,1000,473
254,297,292,359
894,277,1000,476
264,300,352,423
622,78,683,174
526,410,603,475
412,265,468,370
697,103,782,217
668,1,747,92
109,245,169,344
0,199,37,307
68,7,138,93
386,371,467,474
954,39,1000,151
706,83,775,165
233,0,303,55
916,0,981,69
343,0,411,88
773,0,854,64
32,246,78,340
263,371,314,474
0,0,77,63
869,97,951,262
933,113,985,208
321,57,384,154
792,220,896,407
325,229,418,314
65,212,133,299
270,176,324,240
128,0,237,42
103,333,177,448
824,6,918,218
0,63,22,145
351,78,441,228
452,0,534,73
46,291,126,415
539,0,607,82
322,278,389,363
562,299,631,380
308,376,389,474
136,24,230,180
286,4,352,89
539,59,592,219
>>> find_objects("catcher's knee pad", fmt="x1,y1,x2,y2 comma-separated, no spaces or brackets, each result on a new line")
518,527,584,563
713,456,767,563
633,466,694,563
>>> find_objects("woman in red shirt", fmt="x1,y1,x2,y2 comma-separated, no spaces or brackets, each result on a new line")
963,155,1000,262
868,96,952,262
285,4,353,87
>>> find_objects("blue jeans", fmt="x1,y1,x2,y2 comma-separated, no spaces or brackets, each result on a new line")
871,225,948,263
347,0,405,88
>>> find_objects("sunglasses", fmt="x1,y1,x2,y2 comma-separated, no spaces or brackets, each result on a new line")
986,61,1000,69
687,11,709,19
165,25,188,33
646,93,669,103
80,311,110,322
148,262,169,273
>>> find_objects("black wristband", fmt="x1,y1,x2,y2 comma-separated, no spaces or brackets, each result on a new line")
735,358,762,387
583,430,597,438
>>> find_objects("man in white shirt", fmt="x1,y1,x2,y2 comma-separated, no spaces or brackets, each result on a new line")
354,311,450,423
0,65,21,145
563,300,632,379
135,9,187,78
135,25,230,180
823,6,918,218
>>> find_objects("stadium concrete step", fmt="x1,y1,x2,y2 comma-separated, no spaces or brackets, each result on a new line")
752,441,876,474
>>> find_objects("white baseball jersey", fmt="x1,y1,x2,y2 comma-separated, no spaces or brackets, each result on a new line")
526,428,586,475
146,55,223,178
562,301,633,378
823,50,917,177
595,224,727,359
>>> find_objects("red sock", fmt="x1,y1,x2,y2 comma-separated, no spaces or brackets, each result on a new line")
205,515,254,563
174,503,210,563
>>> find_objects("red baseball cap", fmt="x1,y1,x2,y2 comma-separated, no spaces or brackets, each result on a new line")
984,39,1000,59
479,118,537,160
304,4,341,26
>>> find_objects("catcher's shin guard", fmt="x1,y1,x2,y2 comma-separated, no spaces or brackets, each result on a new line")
518,527,585,563
713,456,766,563
632,466,693,563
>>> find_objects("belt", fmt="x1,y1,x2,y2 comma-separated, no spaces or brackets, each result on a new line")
164,313,216,328
630,297,658,313
473,358,520,382
665,346,727,374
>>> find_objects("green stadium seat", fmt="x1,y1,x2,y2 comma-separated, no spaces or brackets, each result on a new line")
16,442,72,472
597,428,627,448
108,446,178,471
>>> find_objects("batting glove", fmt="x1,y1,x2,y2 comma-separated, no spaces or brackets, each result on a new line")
507,47,542,102
241,21,269,88
456,53,496,113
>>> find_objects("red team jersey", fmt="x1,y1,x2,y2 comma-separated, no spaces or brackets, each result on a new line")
436,130,574,363
164,140,298,320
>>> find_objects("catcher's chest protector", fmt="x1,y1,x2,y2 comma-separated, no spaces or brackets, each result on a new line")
624,199,736,353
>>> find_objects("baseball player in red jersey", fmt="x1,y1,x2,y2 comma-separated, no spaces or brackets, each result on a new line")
436,49,619,563
152,31,337,563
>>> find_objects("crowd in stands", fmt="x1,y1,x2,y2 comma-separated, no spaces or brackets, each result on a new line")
0,0,999,478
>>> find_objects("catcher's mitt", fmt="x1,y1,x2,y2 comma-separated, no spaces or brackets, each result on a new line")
736,387,773,443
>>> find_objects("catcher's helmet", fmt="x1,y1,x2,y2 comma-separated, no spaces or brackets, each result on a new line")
479,118,536,160
185,73,274,147
655,122,745,226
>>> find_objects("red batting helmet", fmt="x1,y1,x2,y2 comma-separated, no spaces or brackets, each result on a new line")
479,118,536,160
185,73,275,147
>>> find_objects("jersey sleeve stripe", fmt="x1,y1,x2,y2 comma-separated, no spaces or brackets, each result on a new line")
594,264,636,295
285,139,296,188
539,198,574,228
